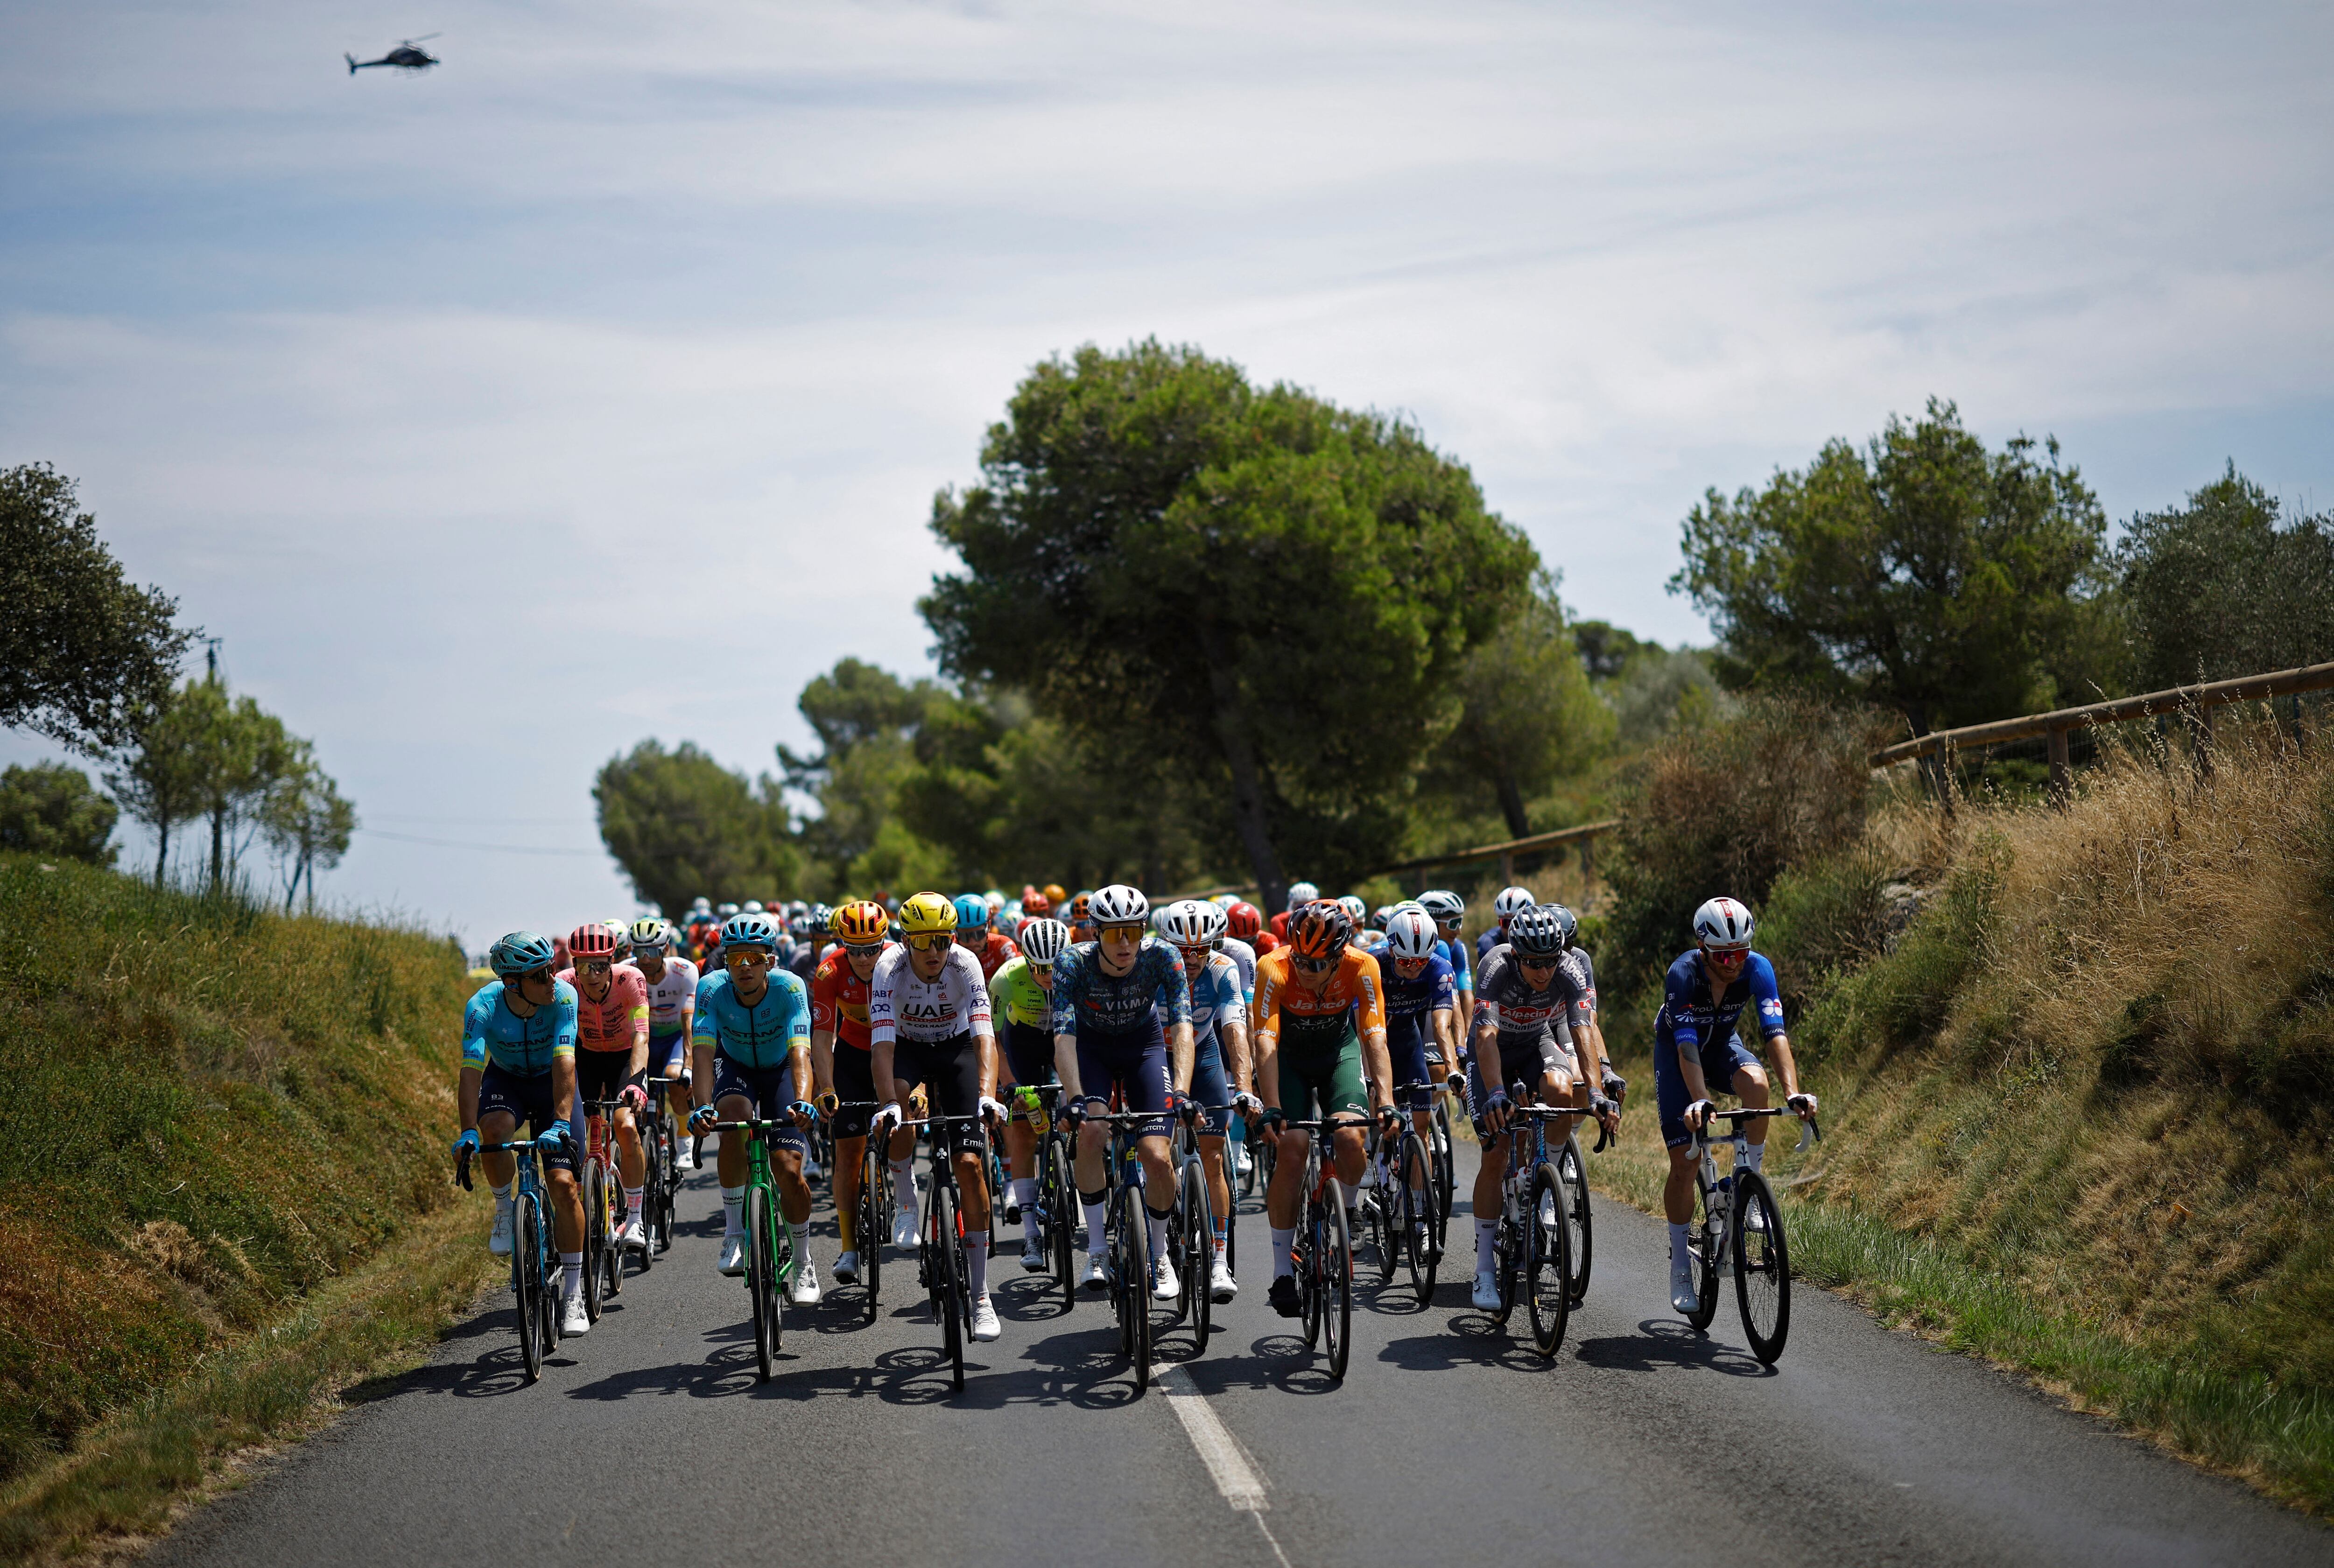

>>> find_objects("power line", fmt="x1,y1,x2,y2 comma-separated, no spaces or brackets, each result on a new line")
355,827,605,858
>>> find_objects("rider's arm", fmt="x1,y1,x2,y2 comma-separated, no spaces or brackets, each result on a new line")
551,1052,578,1125
1157,945,1195,1092
808,1029,837,1099
457,993,490,1132
626,989,651,1081
458,1067,482,1133
865,952,901,1110
1745,955,1807,1109
1251,965,1283,1110
963,957,998,1100
1048,952,1083,1100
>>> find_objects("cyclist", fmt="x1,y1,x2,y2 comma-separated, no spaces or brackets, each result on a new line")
1476,884,1537,961
689,910,823,1306
989,916,1071,1271
1268,881,1319,946
1227,899,1274,958
1658,896,1817,1315
1158,899,1253,1302
1251,901,1397,1318
1376,905,1455,1255
626,917,698,1177
1417,889,1473,1059
1549,903,1624,1113
1068,890,1096,944
1051,884,1194,1300
954,893,1020,981
557,923,653,1253
807,899,892,1284
868,892,1008,1344
454,932,591,1337
1467,904,1612,1311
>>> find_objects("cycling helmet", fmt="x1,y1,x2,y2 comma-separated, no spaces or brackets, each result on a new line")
808,903,833,932
1544,902,1579,949
721,911,781,952
568,922,619,960
1507,905,1565,957
1384,906,1439,960
717,902,740,918
1493,886,1535,920
1151,904,1175,936
833,899,889,946
1288,901,1353,960
1019,917,1071,965
1418,889,1464,925
1337,895,1367,926
953,894,991,931
627,916,672,952
1159,898,1225,951
1693,896,1755,952
1070,891,1093,924
689,896,712,913
791,911,821,938
1369,904,1393,931
1211,893,1236,910
1088,884,1149,928
1286,881,1320,911
489,930,557,979
1043,883,1068,908
742,900,764,914
1023,890,1053,917
898,891,958,936
1225,901,1263,941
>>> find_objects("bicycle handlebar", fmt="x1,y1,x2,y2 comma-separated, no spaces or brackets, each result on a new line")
1693,1105,1823,1152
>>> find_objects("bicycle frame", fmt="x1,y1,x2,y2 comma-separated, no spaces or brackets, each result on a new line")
1283,1114,1369,1379
458,1134,558,1382
712,1117,800,1380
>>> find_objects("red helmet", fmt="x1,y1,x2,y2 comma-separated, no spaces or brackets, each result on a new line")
568,923,619,960
1023,890,1053,917
1287,901,1352,961
1225,901,1263,940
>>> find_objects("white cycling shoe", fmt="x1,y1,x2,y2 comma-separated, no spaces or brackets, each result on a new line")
970,1294,1003,1342
833,1250,860,1284
1209,1255,1238,1303
1471,1269,1502,1312
1020,1235,1047,1272
892,1200,921,1251
1082,1253,1109,1292
488,1205,514,1256
1671,1257,1701,1316
619,1215,647,1253
791,1257,823,1306
674,1142,696,1172
1233,1146,1253,1178
561,1290,591,1336
717,1234,746,1276
1151,1253,1181,1301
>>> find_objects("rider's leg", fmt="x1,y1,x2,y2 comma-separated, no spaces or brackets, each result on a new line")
833,1133,866,1251
614,1103,645,1189
1732,1061,1772,1170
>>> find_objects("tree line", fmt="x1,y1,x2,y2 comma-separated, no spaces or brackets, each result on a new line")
0,464,356,906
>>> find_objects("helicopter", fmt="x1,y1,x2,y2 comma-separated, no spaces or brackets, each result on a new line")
345,34,440,74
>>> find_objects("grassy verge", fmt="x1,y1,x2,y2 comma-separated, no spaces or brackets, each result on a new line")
0,1193,497,1564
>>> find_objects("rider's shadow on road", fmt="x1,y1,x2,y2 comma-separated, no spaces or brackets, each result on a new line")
1376,1316,1556,1375
1570,1320,1774,1378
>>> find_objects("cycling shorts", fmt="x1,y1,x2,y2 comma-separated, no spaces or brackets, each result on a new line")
711,1052,811,1156
1280,1028,1368,1125
1189,1029,1230,1136
476,1063,577,1175
1385,1011,1438,1112
890,1031,990,1158
830,1046,877,1141
1001,1019,1056,1093
649,1029,688,1076
1655,1033,1764,1150
575,1048,642,1108
1074,1020,1169,1140
1467,1032,1580,1138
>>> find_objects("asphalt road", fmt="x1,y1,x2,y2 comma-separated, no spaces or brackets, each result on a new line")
154,1142,2331,1568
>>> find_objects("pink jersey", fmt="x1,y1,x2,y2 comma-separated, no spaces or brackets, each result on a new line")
557,962,651,1052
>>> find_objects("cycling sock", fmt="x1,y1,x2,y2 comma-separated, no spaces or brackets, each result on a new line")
491,1181,513,1203
1145,1204,1173,1266
721,1186,745,1237
1081,1191,1108,1255
1475,1218,1497,1273
965,1233,989,1296
1212,1218,1228,1260
1011,1176,1037,1209
891,1157,916,1197
786,1222,807,1262
837,1206,857,1252
1668,1221,1691,1260
1270,1226,1296,1279
560,1252,582,1298
1022,1205,1041,1245
622,1186,643,1218
1741,1141,1765,1174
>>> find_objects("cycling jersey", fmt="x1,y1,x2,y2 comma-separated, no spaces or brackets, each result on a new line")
1161,951,1244,1043
1357,930,1388,955
957,930,1020,983
1475,924,1508,962
1473,945,1583,1050
867,942,993,1046
1561,947,1597,1026
1251,945,1386,1056
809,949,874,1050
636,955,699,1037
1050,937,1190,1038
1219,935,1257,1005
556,962,649,1052
692,968,812,1071
1654,948,1785,1055
1379,950,1456,1020
461,979,580,1076
1437,935,1472,994
987,955,1053,1030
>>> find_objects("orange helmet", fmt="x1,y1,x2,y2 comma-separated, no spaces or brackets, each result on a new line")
832,900,889,947
1023,889,1053,917
1287,900,1352,961
568,923,619,960
1043,883,1068,908
1070,891,1092,924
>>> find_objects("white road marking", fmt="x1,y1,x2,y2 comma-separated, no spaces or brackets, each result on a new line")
1157,1365,1293,1567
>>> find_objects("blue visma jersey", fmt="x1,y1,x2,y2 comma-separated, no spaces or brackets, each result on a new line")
1655,949,1786,1054
1053,936,1190,1036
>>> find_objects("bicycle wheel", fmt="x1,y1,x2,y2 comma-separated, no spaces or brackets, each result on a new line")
1179,1157,1211,1350
1558,1135,1591,1306
1237,1127,1258,1201
1732,1169,1792,1364
514,1196,542,1382
1493,1211,1519,1326
747,1184,776,1381
859,1143,886,1324
1432,1099,1455,1225
1368,1166,1396,1288
1299,1199,1323,1351
1321,1179,1353,1380
1394,1135,1429,1305
603,1165,624,1297
1045,1134,1076,1314
1526,1162,1572,1358
1685,1180,1722,1333
930,1180,963,1392
582,1162,606,1323
1127,1201,1152,1393
637,1141,660,1273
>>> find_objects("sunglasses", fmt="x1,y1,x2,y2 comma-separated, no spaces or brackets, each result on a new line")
844,942,885,958
1097,924,1145,941
520,966,556,987
727,949,773,967
1293,955,1336,974
905,932,953,952
1706,946,1750,965
576,958,612,976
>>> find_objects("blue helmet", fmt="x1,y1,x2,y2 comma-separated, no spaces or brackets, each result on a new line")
489,930,557,979
1543,902,1578,948
721,911,781,952
953,894,991,931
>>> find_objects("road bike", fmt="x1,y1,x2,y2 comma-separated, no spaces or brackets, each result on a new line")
1282,1113,1368,1381
643,1073,689,1256
1479,1087,1580,1358
1082,1107,1162,1393
834,1100,893,1324
1684,1106,1818,1365
1428,1065,1458,1226
456,1134,559,1383
1359,1082,1442,1306
579,1097,627,1317
1165,1099,1215,1356
711,1116,802,1381
1013,1082,1080,1314
907,1110,993,1393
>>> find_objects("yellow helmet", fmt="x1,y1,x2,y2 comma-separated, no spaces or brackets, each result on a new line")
896,891,958,936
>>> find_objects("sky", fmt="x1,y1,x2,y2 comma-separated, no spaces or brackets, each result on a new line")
4,0,2330,946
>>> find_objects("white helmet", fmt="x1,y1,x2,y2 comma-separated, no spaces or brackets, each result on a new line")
742,900,764,914
1418,889,1464,924
1286,881,1320,910
1693,896,1755,951
1384,906,1439,960
1493,886,1535,920
1159,898,1225,950
1089,884,1149,927
1019,917,1071,965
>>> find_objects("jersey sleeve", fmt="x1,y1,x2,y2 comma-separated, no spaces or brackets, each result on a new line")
1151,945,1192,1025
1251,957,1284,1046
1214,964,1246,1027
548,982,579,1058
1350,950,1386,1037
780,973,813,1044
1049,951,1081,1038
810,960,840,1033
1748,953,1787,1038
1662,959,1703,1052
460,987,495,1069
691,974,721,1049
958,951,994,1036
1475,952,1508,1032
1429,957,1455,1013
866,950,900,1047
